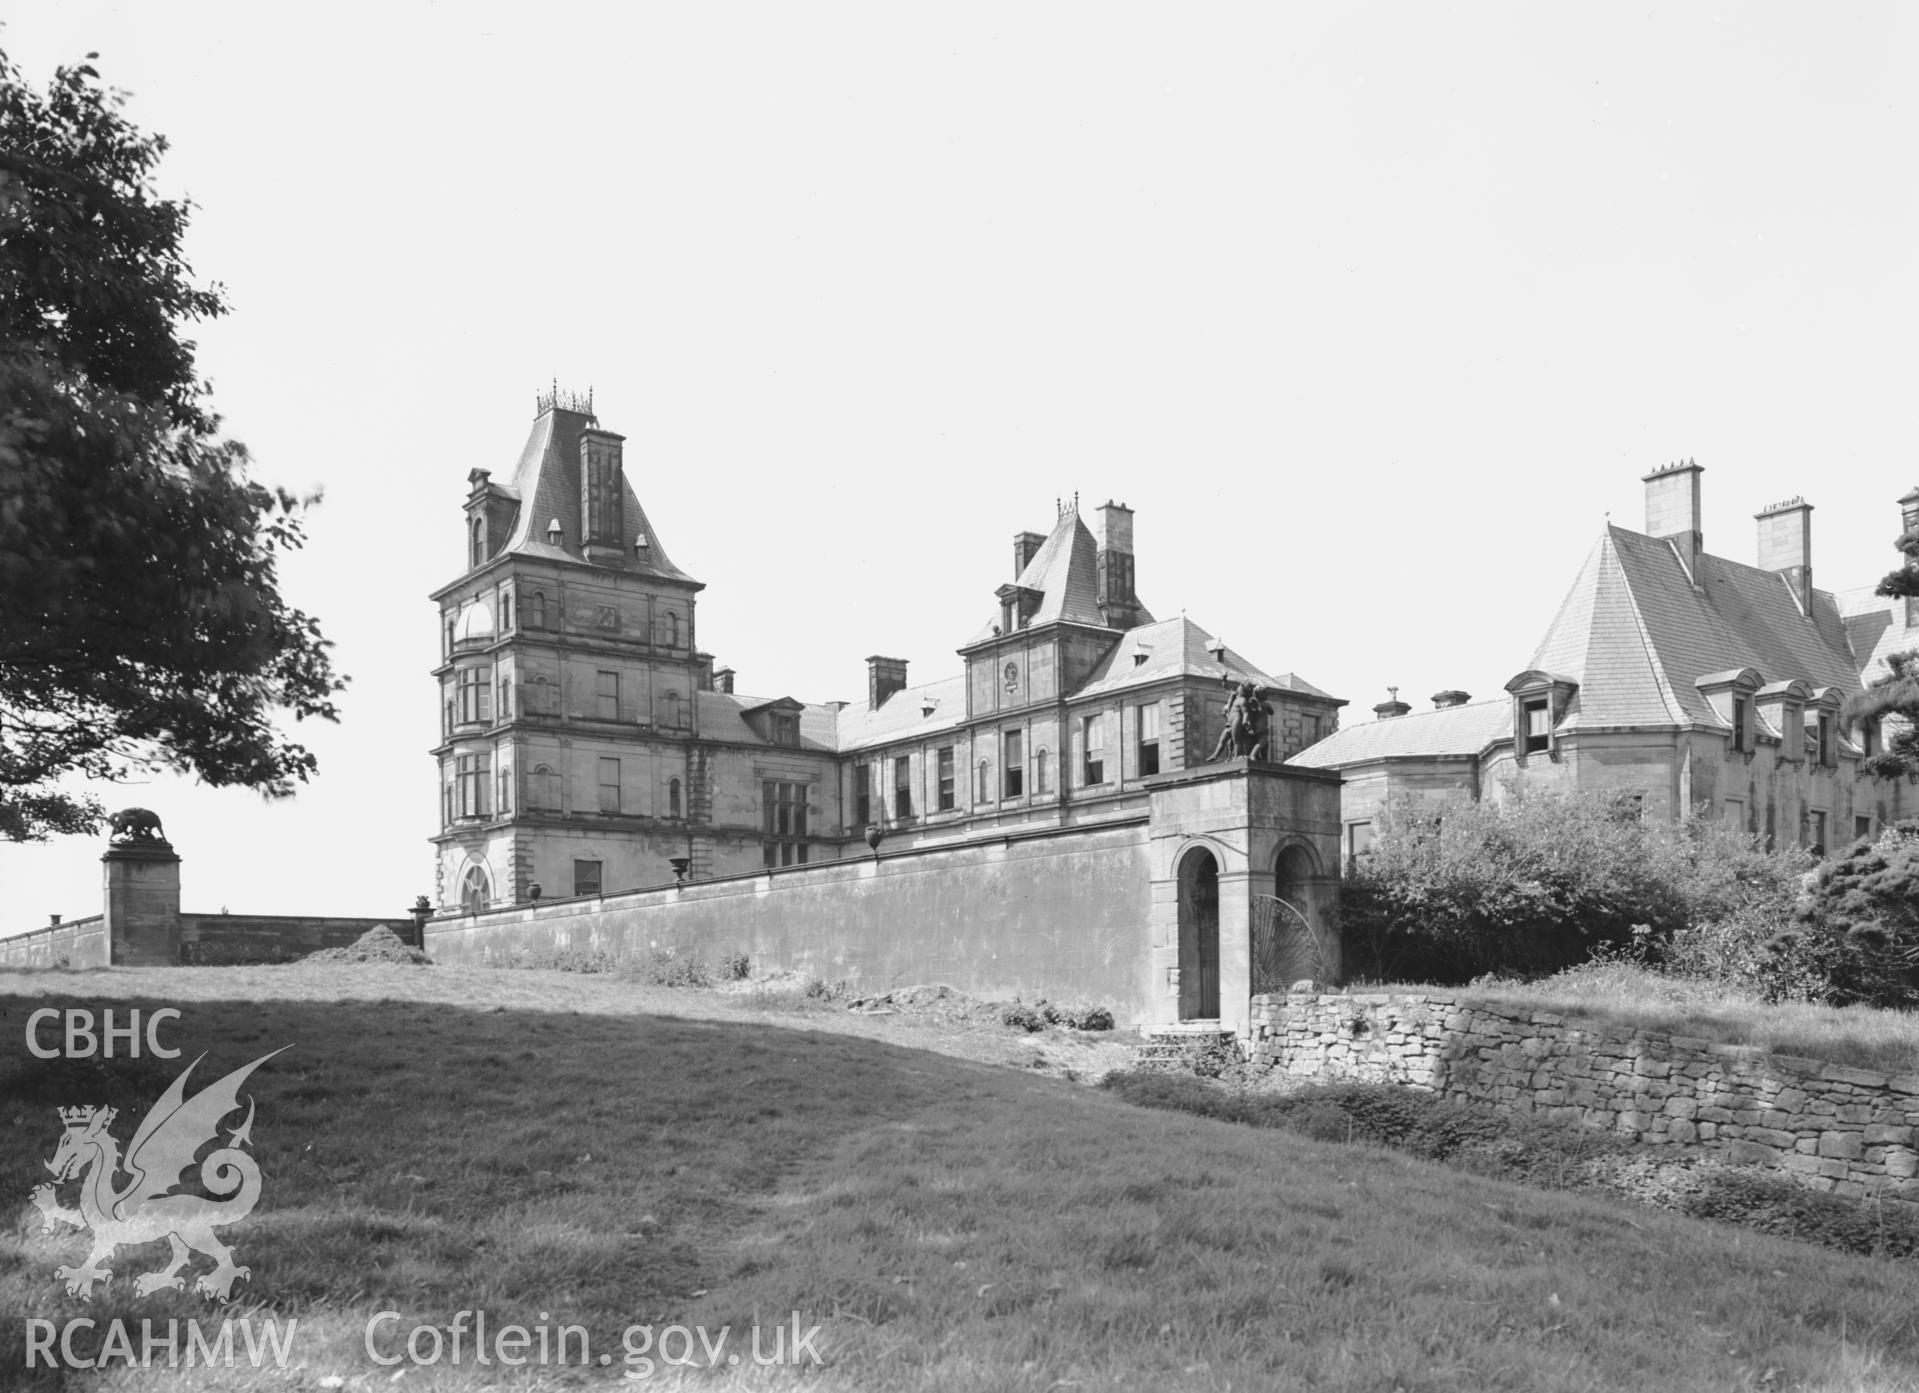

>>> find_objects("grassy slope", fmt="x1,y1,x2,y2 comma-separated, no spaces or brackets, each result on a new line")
0,965,1913,1392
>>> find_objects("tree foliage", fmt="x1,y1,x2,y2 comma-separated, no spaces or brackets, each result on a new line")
1846,524,1919,779
1338,786,1810,984
1786,824,1919,1007
0,50,343,840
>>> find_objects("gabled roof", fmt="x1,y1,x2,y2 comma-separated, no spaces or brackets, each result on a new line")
1290,700,1512,769
497,406,699,586
1075,616,1329,699
1524,525,1862,731
962,508,1153,644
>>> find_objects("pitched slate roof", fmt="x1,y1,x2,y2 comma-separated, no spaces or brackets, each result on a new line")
696,690,838,752
962,508,1153,644
1076,616,1325,698
833,674,969,752
1529,525,1863,730
1835,584,1914,687
497,406,699,586
1291,700,1511,768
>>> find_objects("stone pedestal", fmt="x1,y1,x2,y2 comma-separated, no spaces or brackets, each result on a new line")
103,843,183,966
1143,758,1343,1039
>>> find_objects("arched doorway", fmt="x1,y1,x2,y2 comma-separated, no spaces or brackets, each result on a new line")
460,863,490,914
1176,846,1220,1020
1254,843,1323,994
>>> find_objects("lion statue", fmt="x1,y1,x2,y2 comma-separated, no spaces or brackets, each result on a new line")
108,808,169,847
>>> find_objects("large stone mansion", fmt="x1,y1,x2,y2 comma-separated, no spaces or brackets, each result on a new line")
429,389,1345,914
1294,461,1918,852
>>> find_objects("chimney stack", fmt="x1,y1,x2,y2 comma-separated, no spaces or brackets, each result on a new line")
1754,496,1814,614
866,655,908,709
1374,689,1411,720
1013,531,1045,577
714,666,736,695
1643,459,1704,582
1431,689,1472,710
1092,500,1141,627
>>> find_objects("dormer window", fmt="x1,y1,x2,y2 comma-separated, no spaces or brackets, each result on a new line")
1753,679,1813,760
772,713,799,747
1695,669,1763,759
1806,688,1842,769
1504,670,1577,763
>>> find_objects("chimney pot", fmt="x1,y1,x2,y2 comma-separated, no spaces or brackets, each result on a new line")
49,913,62,926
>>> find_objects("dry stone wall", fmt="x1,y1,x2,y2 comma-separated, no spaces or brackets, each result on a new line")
1250,991,1919,1202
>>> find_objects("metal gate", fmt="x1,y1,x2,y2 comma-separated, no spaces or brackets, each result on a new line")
1251,893,1323,996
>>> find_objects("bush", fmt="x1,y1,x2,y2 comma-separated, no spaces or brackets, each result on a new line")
1339,786,1812,985
720,950,751,981
803,976,849,1001
1036,1001,1115,1031
623,948,711,988
1791,825,1919,1008
486,945,619,973
1682,1167,1919,1260
1000,1002,1047,1032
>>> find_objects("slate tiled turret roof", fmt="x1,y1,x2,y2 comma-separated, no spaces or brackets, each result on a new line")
1530,526,1862,731
963,507,1154,644
497,405,699,586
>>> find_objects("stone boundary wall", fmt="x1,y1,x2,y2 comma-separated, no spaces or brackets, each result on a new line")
0,916,107,969
177,914,417,965
430,821,1154,1021
1250,992,1919,1202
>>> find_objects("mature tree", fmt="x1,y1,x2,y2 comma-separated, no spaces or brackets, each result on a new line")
1847,522,1919,779
0,50,343,840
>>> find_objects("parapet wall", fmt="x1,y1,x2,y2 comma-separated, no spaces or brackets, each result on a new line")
1251,992,1919,1202
0,916,107,969
430,820,1154,1020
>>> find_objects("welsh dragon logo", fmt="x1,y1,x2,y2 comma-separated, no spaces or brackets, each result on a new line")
29,1049,285,1302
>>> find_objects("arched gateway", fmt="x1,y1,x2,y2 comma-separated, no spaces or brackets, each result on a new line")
1176,846,1221,1020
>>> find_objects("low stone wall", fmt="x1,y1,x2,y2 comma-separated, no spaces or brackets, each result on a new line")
1251,992,1919,1202
0,916,107,969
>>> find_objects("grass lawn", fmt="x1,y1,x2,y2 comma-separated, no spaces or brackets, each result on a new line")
2,963,1916,1391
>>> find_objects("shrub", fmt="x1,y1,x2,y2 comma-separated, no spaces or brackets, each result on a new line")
803,976,850,1001
1037,1001,1115,1031
1000,1002,1047,1032
1682,1167,1919,1260
622,948,711,988
720,950,751,981
486,945,618,973
1791,825,1919,1008
1339,785,1812,985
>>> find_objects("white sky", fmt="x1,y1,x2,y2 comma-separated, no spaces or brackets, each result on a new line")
3,3,1915,933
